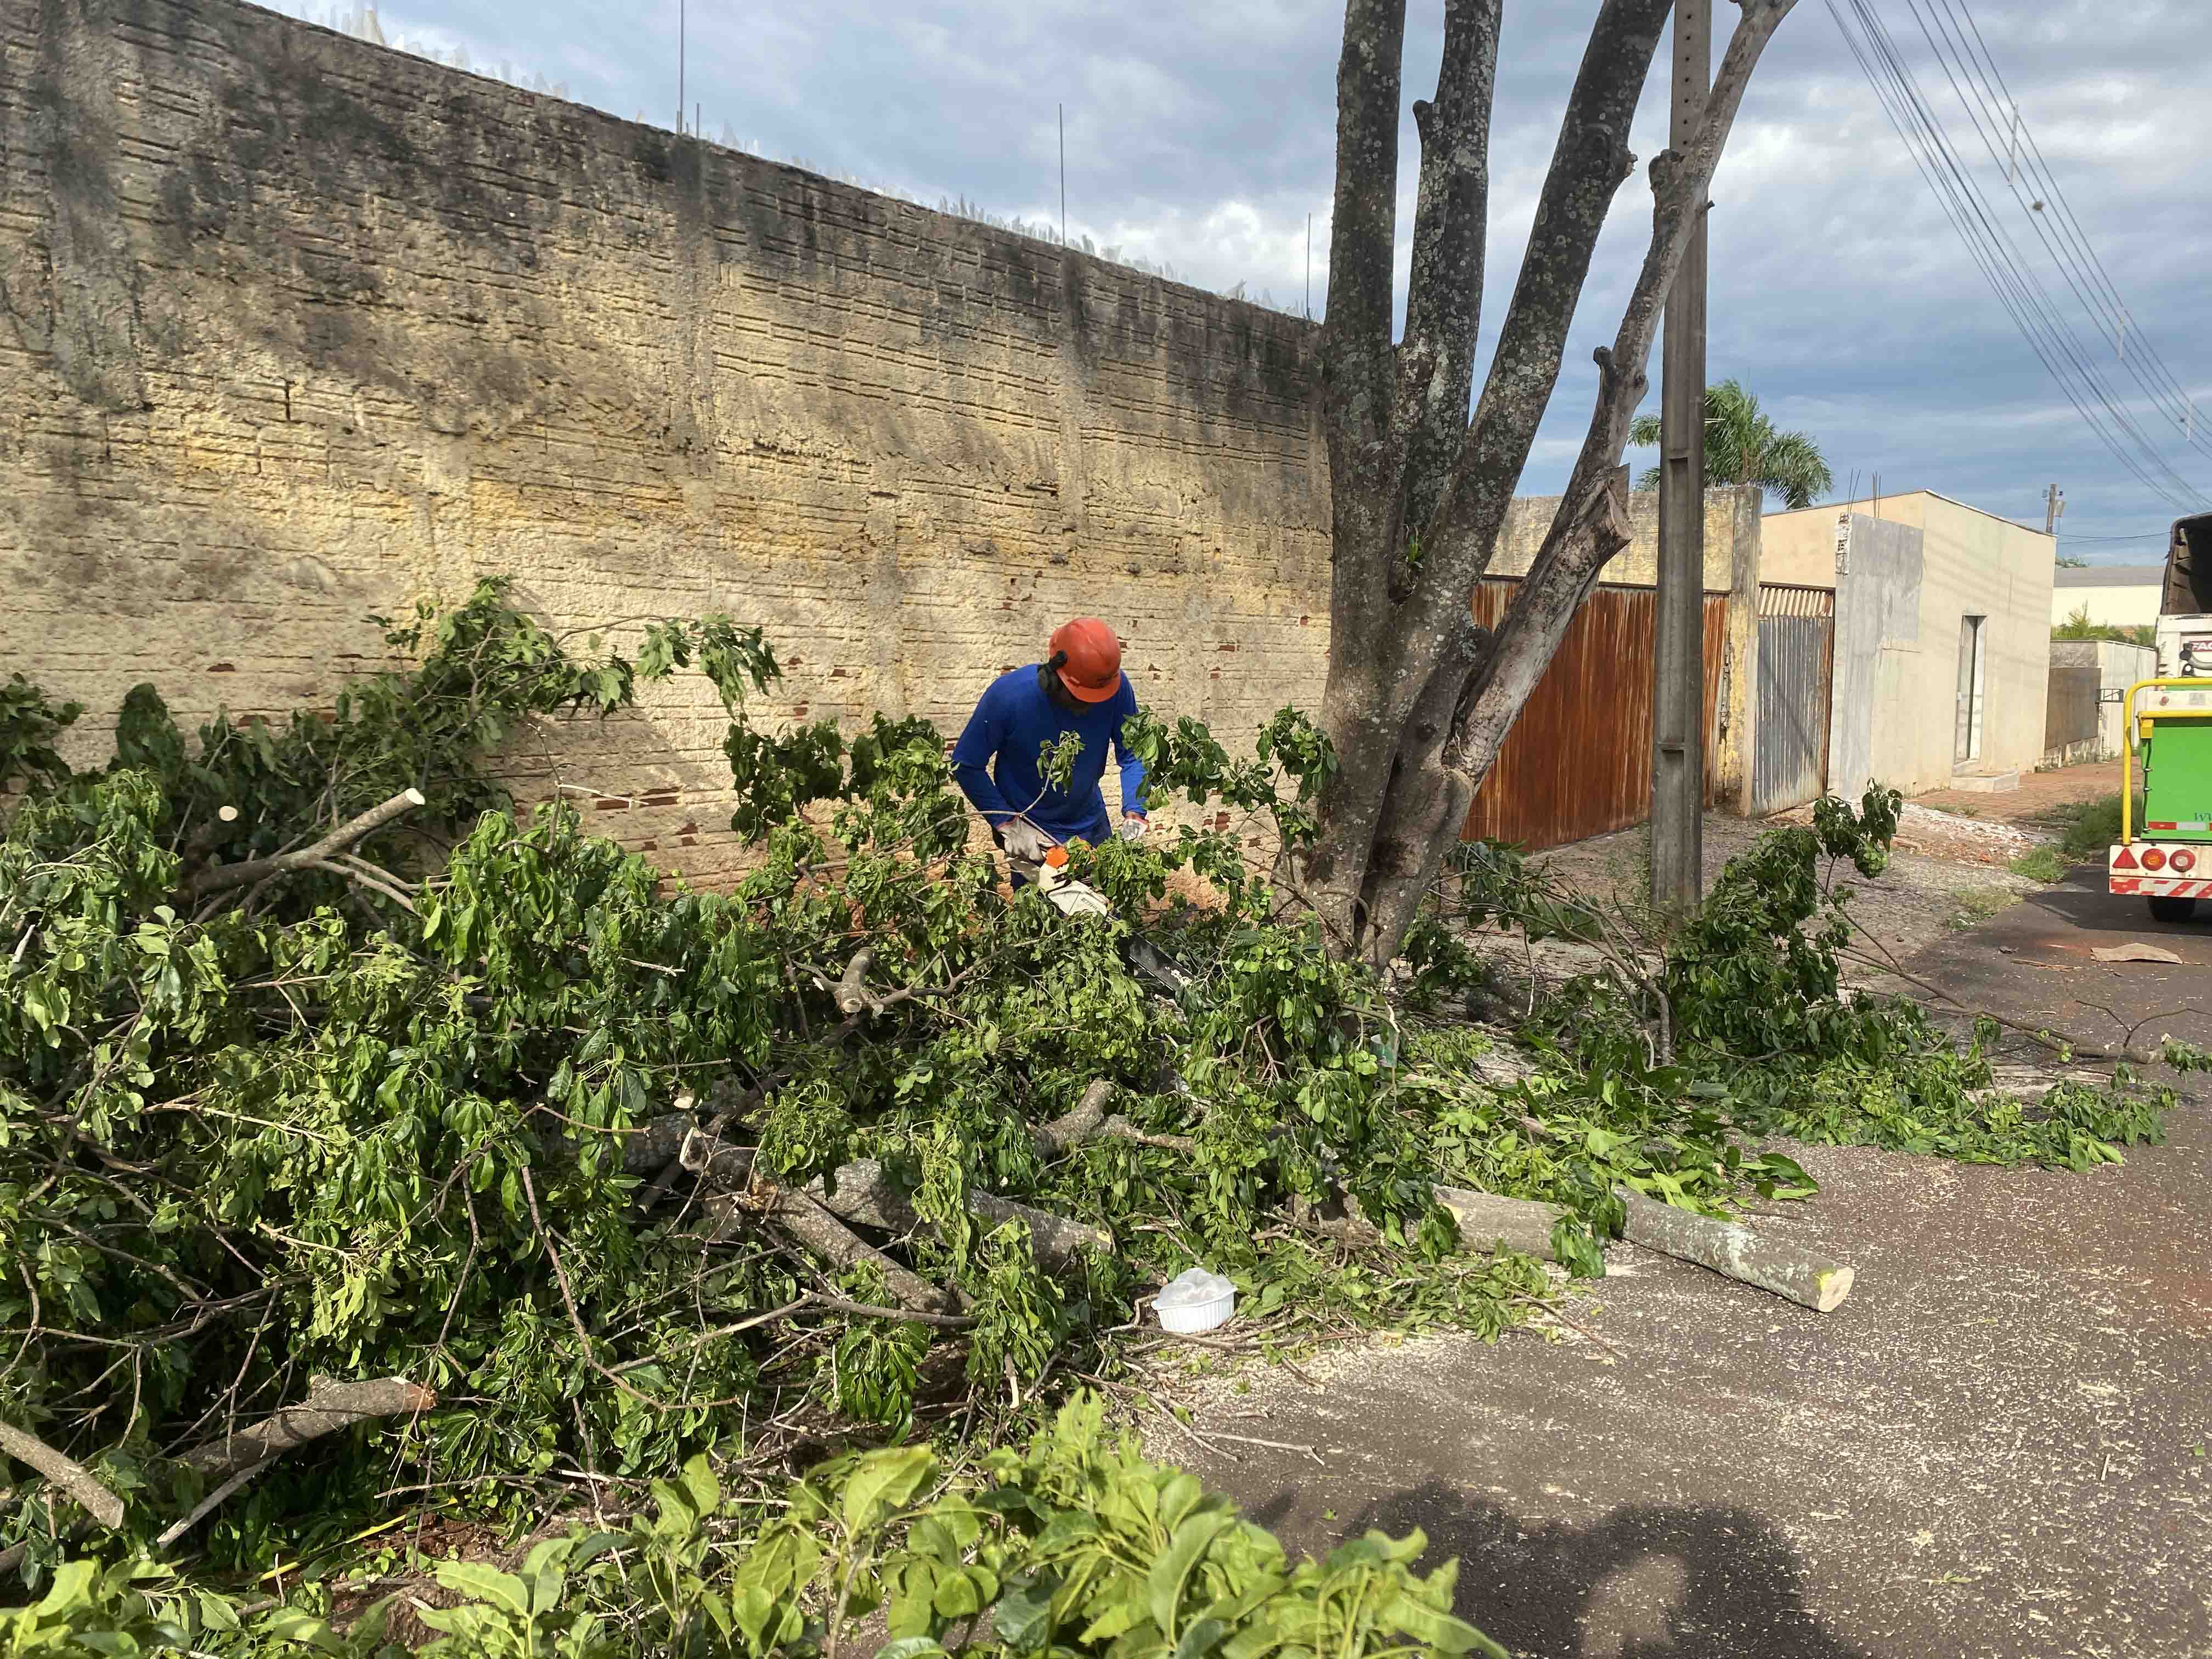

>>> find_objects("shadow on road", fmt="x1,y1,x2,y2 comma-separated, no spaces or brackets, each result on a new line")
2028,862,2212,932
1304,1480,1870,1658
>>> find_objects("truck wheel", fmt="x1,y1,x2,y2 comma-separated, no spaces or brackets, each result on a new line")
2148,895,2198,924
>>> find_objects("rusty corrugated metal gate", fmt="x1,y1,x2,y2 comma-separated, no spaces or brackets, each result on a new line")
1751,583,1835,816
2044,659,2100,756
1461,579,1728,852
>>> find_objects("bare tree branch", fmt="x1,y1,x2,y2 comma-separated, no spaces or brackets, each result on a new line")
0,1418,125,1530
184,788,427,898
1398,0,1503,550
179,1376,436,1481
1447,1,1801,787
1408,0,1672,644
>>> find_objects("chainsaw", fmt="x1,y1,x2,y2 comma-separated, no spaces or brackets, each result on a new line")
1013,842,1189,997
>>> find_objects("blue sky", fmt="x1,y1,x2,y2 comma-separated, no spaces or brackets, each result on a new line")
285,1,2211,562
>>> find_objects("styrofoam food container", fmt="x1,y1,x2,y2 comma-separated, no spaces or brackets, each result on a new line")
1154,1267,1236,1334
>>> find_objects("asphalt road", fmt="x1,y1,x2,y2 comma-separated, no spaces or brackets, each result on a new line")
1164,864,2211,1659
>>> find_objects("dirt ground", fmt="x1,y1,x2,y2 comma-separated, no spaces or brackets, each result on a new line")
1521,805,2049,993
1913,759,2119,825
1143,809,2211,1659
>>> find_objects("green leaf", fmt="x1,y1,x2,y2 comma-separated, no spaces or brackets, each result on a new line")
990,1576,1059,1653
932,1570,984,1620
434,1560,532,1618
1148,1509,1236,1636
843,1446,936,1535
1175,1614,1228,1659
875,1639,951,1659
681,1452,721,1516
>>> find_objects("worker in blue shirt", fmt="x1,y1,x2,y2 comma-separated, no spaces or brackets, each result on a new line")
952,617,1148,872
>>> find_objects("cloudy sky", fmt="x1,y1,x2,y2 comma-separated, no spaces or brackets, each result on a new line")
296,0,2210,561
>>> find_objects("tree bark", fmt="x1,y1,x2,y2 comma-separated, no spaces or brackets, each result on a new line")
1299,0,1801,970
1615,1188,1854,1312
760,1188,964,1316
1031,1080,1119,1160
804,1158,1113,1270
0,1418,125,1530
1294,1184,1563,1261
180,1377,436,1480
184,788,426,898
1397,0,1504,554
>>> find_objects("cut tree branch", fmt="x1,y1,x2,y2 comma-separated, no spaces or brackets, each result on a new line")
179,1376,436,1481
0,1418,125,1530
1615,1187,1854,1312
834,947,879,1017
1032,1080,1119,1159
184,788,427,898
803,1158,1113,1270
759,1188,966,1316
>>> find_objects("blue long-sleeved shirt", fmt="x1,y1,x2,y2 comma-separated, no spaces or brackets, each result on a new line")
951,667,1146,844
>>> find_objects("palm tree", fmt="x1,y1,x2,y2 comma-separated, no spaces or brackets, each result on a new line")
1628,379,1835,510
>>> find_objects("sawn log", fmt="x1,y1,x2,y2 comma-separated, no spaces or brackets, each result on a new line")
1614,1187,1855,1313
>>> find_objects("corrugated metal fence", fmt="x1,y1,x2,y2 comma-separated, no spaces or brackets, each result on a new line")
2044,659,2100,756
1751,583,1835,816
1462,579,1728,852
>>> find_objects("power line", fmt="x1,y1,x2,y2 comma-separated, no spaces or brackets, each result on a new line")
1824,0,2208,512
1909,0,2212,469
1939,0,2209,459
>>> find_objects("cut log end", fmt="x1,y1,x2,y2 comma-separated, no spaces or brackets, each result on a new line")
1614,1188,1855,1314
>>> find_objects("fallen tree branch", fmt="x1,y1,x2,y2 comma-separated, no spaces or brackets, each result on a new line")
1615,1187,1854,1313
0,1418,125,1530
802,1291,977,1330
729,1186,965,1316
179,1376,437,1481
642,1107,726,1215
1294,1184,1564,1262
185,788,427,898
834,947,879,1017
1099,1115,1195,1154
1032,1080,1118,1159
304,857,417,913
803,1158,1114,1269
155,1464,267,1551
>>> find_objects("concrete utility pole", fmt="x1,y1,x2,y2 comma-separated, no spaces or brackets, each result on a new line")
1652,0,1709,915
2045,483,2064,536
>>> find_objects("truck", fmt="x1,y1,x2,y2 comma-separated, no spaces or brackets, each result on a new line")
2108,510,2212,922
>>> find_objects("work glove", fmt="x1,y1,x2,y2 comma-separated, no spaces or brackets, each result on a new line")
1000,817,1054,863
1116,814,1148,844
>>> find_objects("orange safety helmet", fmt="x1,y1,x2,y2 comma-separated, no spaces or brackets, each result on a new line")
1047,617,1125,703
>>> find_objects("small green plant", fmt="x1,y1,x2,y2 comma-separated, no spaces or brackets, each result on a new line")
1949,885,2021,928
6,1398,1505,1659
2009,847,2065,883
2052,606,2154,647
2052,793,2126,861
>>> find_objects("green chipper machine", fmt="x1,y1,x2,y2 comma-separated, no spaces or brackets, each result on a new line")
2109,510,2212,922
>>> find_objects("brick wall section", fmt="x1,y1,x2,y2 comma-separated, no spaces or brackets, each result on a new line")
0,0,1329,883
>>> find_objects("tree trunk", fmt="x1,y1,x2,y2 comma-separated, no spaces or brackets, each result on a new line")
1298,0,1801,969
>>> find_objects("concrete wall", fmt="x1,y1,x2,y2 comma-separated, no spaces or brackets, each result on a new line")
2045,640,2157,768
1823,514,1923,800
2051,569,2162,629
0,0,1769,874
1764,493,2054,794
0,0,1328,882
1496,487,1755,592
